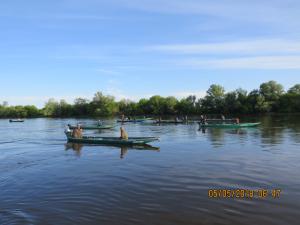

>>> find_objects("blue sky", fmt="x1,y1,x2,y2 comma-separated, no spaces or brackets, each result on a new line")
1,0,300,107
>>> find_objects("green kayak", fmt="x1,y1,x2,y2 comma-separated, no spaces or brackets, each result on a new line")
198,122,261,128
9,119,24,123
68,124,115,130
117,118,154,123
65,132,159,146
154,120,186,124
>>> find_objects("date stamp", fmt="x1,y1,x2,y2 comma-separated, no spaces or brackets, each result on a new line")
208,189,282,199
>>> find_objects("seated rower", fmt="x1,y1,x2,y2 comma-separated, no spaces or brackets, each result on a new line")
200,115,205,125
120,127,128,140
221,114,225,120
97,120,103,126
72,124,83,138
235,118,240,124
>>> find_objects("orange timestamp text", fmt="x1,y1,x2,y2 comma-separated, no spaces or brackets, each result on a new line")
208,189,281,199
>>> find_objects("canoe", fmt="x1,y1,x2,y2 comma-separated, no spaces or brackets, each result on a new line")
198,122,261,128
9,119,24,123
65,132,159,146
117,119,147,123
154,120,186,124
68,124,115,130
65,142,160,151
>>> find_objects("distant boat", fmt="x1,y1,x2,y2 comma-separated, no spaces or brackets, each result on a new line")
68,124,115,130
198,122,261,129
154,120,186,124
9,119,24,123
117,118,153,123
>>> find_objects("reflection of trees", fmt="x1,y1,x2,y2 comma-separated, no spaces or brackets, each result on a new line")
203,128,226,148
200,127,248,148
282,115,300,144
260,116,285,145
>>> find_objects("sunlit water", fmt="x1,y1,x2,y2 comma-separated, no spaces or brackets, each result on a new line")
1,116,300,225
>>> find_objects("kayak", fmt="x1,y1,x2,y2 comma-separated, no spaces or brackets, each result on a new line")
117,119,147,123
198,122,261,128
68,124,115,130
65,142,160,151
9,119,24,123
65,132,159,146
154,120,187,124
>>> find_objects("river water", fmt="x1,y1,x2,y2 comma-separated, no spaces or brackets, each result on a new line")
0,116,300,225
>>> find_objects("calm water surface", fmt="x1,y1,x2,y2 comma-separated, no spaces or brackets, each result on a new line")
1,116,300,225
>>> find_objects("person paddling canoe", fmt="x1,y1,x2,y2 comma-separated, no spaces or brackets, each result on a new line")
120,127,128,140
72,124,83,138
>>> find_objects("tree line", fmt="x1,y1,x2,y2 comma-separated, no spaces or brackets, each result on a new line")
1,81,300,118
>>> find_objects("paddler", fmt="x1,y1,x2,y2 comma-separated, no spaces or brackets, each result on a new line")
235,118,240,124
200,115,204,124
158,116,162,123
120,126,128,140
72,124,83,138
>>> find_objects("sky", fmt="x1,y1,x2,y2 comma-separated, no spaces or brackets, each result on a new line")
1,0,300,107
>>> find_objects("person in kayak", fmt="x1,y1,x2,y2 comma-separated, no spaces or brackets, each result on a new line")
120,126,128,140
97,120,103,126
72,124,83,138
235,118,240,124
200,115,206,125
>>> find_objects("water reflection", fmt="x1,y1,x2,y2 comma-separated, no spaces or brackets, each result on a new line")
197,115,300,149
199,128,249,147
65,142,160,159
1,116,300,225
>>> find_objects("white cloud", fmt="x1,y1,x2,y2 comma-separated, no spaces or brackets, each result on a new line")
147,39,300,55
107,0,300,26
182,56,300,69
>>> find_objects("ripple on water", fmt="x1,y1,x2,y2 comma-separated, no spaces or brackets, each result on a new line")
1,117,300,225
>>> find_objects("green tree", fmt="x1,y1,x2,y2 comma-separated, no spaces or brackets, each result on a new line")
176,96,196,115
288,84,300,95
90,92,118,116
137,98,151,115
148,95,165,115
248,90,271,113
201,84,225,113
43,99,60,117
118,99,138,115
164,97,178,115
73,98,89,116
260,81,284,101
24,105,41,117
